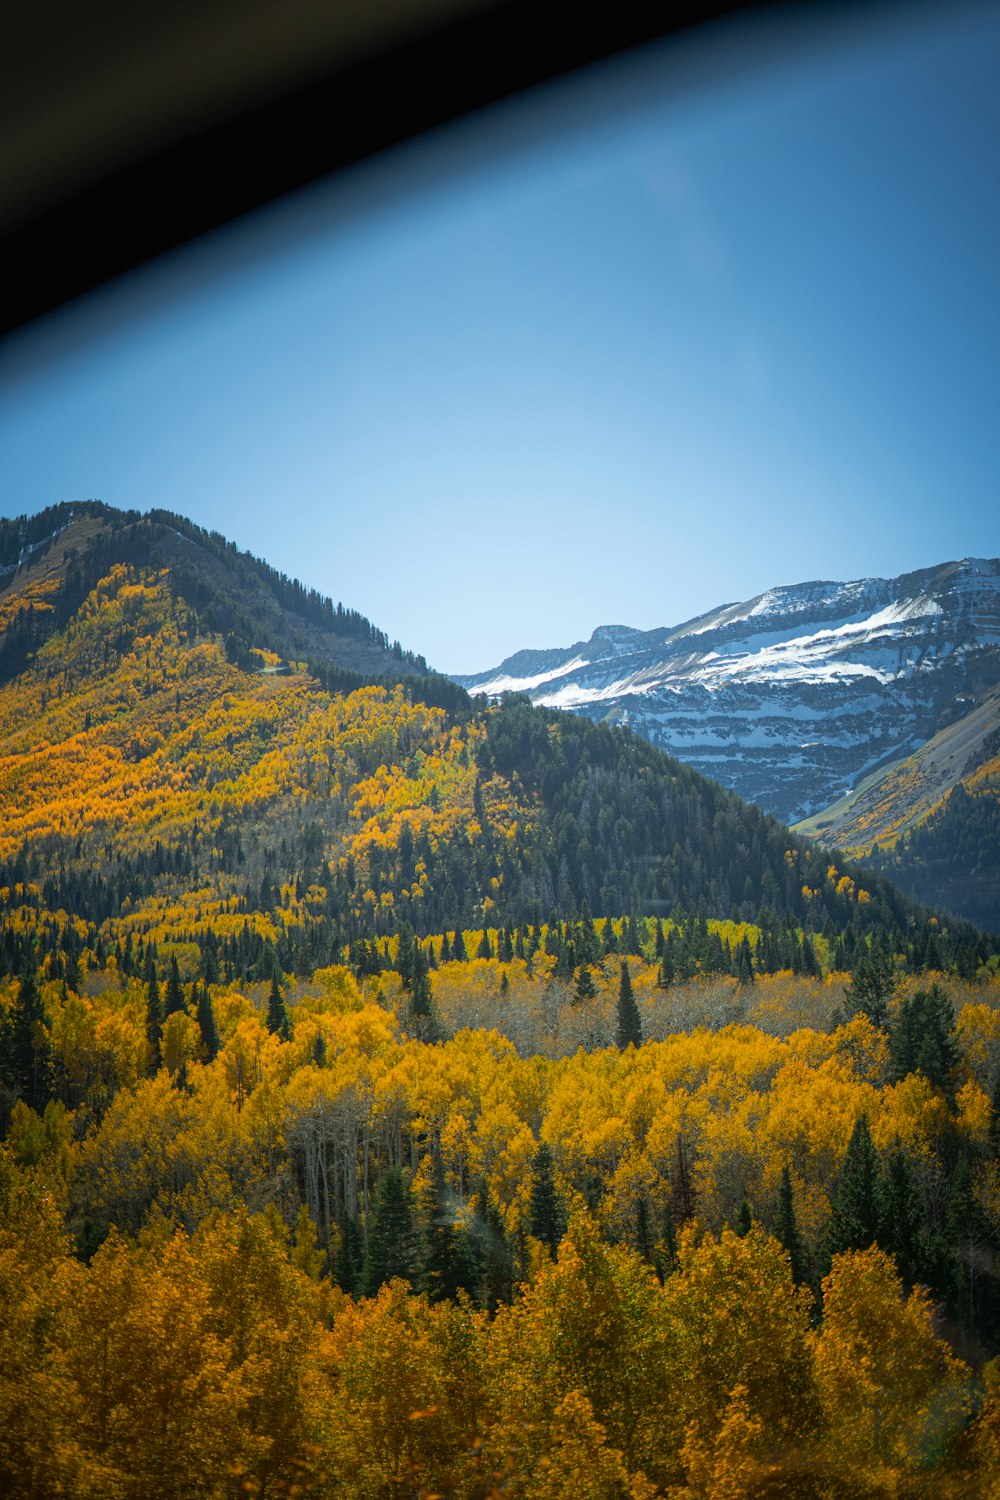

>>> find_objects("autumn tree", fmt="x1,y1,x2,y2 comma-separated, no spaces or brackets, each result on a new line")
813,1246,970,1469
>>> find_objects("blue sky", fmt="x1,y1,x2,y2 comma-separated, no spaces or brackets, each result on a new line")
1,2,998,674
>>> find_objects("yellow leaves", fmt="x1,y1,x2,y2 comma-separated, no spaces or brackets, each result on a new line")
812,1247,971,1468
320,1280,485,1496
661,1225,816,1455
955,1077,992,1146
161,1010,201,1075
679,1386,766,1500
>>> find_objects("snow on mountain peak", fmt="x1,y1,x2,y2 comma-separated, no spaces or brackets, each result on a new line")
453,557,1000,824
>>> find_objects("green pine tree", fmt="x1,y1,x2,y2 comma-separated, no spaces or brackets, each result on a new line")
735,935,755,988
528,1142,564,1255
164,955,186,1017
615,960,642,1049
828,1114,881,1257
335,1213,363,1295
420,1153,481,1304
475,1183,514,1313
267,971,291,1040
196,982,221,1062
848,945,896,1029
362,1167,418,1294
573,963,597,1004
145,967,163,1073
878,1144,924,1288
1,963,51,1110
777,1164,806,1285
889,981,958,1096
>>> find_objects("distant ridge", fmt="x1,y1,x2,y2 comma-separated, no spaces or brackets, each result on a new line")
455,557,1000,928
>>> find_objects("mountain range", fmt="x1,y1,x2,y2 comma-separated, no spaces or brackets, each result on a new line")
0,500,984,975
456,558,1000,928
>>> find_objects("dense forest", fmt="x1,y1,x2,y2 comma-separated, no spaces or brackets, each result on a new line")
2,506,1000,1495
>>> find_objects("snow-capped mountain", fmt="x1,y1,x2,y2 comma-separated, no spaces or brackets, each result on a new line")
455,558,1000,826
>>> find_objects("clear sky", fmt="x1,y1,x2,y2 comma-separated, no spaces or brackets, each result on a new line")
1,2,998,674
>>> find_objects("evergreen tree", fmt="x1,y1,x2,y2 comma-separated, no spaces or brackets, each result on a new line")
878,1144,924,1288
660,1199,679,1275
889,981,958,1096
476,925,493,960
475,1183,514,1313
164,955,186,1017
362,1167,418,1294
335,1212,363,1295
420,1152,481,1304
528,1141,563,1255
777,1164,806,1285
573,963,597,1004
735,935,755,987
989,1069,1000,1155
946,1153,997,1336
145,967,163,1073
0,962,51,1110
267,972,291,1040
196,982,221,1062
828,1115,881,1256
451,928,468,962
615,959,642,1049
407,942,433,1027
848,945,896,1029
395,923,416,989
657,944,674,990
736,1199,753,1237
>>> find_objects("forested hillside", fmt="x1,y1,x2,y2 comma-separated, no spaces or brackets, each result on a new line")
2,504,1000,1497
863,735,1000,934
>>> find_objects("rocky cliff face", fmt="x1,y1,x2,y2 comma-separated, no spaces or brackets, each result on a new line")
456,558,1000,825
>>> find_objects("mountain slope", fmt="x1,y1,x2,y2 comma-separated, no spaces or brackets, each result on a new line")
801,692,1000,930
0,505,982,979
0,500,444,691
456,558,1000,827
794,685,1000,850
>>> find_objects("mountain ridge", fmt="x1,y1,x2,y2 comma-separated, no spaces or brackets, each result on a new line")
455,556,1000,832
0,501,986,975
